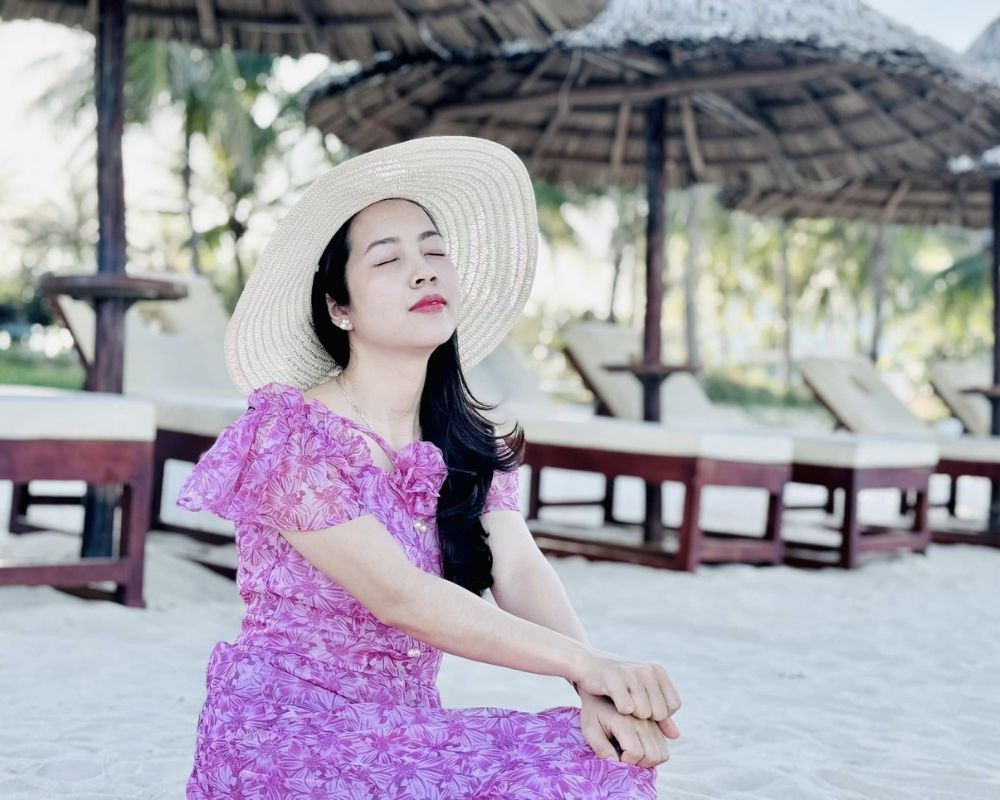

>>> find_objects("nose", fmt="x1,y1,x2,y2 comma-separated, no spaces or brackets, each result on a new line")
410,256,439,287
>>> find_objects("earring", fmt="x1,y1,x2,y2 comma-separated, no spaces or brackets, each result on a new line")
337,319,351,330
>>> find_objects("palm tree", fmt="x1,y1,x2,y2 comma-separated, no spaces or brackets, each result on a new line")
31,42,278,276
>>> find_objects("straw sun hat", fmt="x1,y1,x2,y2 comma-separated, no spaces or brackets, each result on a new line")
224,136,538,396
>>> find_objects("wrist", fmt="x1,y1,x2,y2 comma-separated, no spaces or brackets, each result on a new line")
565,641,592,684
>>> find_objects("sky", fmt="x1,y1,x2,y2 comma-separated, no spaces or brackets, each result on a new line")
0,0,998,279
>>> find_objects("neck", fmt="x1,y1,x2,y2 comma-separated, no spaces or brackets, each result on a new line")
337,345,427,445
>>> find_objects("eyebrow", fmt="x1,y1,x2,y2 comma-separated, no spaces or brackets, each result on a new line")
363,230,442,255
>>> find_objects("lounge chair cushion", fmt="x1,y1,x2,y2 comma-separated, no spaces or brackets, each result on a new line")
515,410,792,464
0,386,156,441
937,436,1000,465
796,354,930,437
563,321,753,427
144,393,248,437
928,361,991,437
792,432,939,469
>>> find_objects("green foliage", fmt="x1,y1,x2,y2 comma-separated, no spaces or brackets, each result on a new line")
0,349,84,389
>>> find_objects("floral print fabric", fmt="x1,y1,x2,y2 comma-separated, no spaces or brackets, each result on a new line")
177,382,658,798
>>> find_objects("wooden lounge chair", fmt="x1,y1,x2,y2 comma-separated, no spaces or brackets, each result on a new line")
928,360,991,437
0,386,155,606
797,354,1000,547
474,341,793,571
562,321,936,568
11,273,245,544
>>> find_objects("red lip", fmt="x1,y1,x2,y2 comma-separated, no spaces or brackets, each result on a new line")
409,294,447,311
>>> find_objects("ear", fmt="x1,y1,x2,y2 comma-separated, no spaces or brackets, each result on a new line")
326,294,347,318
326,294,352,330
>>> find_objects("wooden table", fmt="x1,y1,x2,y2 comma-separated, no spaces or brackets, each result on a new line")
38,273,188,557
601,361,699,544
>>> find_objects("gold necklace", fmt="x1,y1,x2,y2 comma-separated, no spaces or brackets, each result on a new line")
335,376,422,442
334,376,378,435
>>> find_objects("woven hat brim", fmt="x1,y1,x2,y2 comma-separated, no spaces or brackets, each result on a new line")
224,136,538,396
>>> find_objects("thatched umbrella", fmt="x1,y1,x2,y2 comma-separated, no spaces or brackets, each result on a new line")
305,0,1000,544
719,18,1000,541
0,0,604,61
1,0,603,557
720,17,1000,227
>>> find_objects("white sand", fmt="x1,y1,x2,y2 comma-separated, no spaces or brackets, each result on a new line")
2,470,999,799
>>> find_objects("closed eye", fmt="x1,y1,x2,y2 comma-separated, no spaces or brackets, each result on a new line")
426,252,446,257
374,258,398,267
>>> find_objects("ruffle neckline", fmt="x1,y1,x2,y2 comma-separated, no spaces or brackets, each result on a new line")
247,382,446,517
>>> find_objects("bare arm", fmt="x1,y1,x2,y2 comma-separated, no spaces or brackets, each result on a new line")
484,508,591,692
485,509,590,644
280,514,591,683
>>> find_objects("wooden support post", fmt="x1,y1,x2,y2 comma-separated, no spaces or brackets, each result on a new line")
83,0,128,559
990,177,1000,531
641,98,668,545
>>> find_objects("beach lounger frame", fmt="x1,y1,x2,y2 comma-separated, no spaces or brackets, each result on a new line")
521,427,788,572
9,276,242,546
0,388,154,606
561,321,935,568
797,354,1000,549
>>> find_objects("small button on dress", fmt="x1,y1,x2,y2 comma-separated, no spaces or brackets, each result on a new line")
176,382,658,799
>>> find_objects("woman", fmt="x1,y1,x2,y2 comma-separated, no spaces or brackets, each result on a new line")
178,137,681,798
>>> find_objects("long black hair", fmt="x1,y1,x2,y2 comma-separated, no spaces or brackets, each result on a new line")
310,201,524,597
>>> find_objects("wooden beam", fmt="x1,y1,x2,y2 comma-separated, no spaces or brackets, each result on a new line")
880,179,910,223
609,101,631,177
85,0,98,30
436,60,853,117
193,0,220,47
125,1,527,30
678,95,705,181
292,0,332,57
529,107,567,173
827,76,936,164
522,0,564,34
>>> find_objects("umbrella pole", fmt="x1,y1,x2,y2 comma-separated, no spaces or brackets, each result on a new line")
990,177,1000,532
640,98,668,545
81,0,129,558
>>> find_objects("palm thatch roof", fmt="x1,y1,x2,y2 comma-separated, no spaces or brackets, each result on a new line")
0,0,603,61
305,0,1000,189
721,14,1000,230
719,172,993,229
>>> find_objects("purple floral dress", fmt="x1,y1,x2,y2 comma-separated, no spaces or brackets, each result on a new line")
177,382,658,798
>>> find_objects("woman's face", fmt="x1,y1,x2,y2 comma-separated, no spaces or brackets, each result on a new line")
330,198,461,358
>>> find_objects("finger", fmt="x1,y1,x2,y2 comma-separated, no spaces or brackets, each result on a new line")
657,717,681,739
581,723,620,762
610,722,644,767
637,722,666,769
656,665,682,717
608,673,635,716
628,681,653,720
645,670,670,722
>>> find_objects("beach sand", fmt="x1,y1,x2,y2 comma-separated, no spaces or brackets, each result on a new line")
1,469,998,799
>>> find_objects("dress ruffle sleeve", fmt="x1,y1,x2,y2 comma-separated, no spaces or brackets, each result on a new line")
176,383,367,531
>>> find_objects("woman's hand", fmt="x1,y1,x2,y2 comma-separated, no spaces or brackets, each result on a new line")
576,649,681,738
579,693,674,768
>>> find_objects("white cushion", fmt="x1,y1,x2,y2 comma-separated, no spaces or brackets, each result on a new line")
563,321,754,427
792,432,939,469
796,355,929,437
515,409,792,464
55,271,237,397
0,386,156,442
141,392,247,437
929,361,991,437
937,436,1000,465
